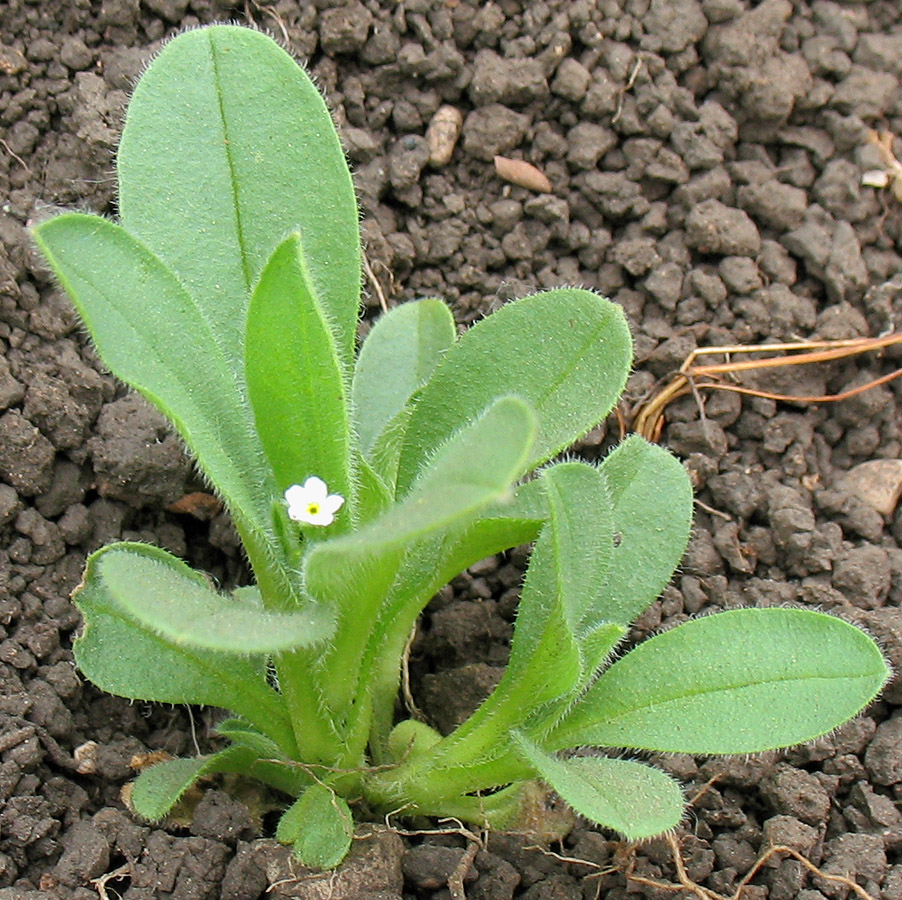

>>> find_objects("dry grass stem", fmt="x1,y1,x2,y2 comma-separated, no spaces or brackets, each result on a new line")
619,834,878,900
631,333,902,441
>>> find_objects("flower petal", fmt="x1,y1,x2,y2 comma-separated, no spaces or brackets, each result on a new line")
302,476,329,501
322,493,345,515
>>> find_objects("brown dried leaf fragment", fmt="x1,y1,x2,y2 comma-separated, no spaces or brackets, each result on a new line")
494,155,553,193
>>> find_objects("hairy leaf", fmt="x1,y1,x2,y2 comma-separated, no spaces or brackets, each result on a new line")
353,299,456,457
514,733,684,840
96,543,333,653
395,288,632,493
117,25,360,371
74,543,296,753
306,396,537,733
31,214,289,598
306,396,538,598
246,233,350,499
555,608,889,754
596,436,693,626
131,748,257,821
276,785,354,869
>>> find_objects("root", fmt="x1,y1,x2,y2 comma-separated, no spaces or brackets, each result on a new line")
91,862,131,900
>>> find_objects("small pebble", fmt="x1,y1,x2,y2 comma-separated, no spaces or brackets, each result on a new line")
426,105,463,167
841,459,902,516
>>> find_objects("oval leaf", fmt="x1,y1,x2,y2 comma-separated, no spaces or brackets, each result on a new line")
74,543,297,752
395,288,632,493
306,395,538,598
513,733,683,840
353,298,456,457
276,785,354,869
597,436,693,626
131,749,252,821
555,608,889,754
31,213,289,597
118,25,360,371
96,543,334,653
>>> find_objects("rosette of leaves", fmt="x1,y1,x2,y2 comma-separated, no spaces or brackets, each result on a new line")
33,25,888,869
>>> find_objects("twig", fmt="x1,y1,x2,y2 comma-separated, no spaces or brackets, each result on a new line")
0,137,31,172
363,252,389,312
401,623,425,720
694,499,732,521
632,333,902,441
244,0,290,45
612,55,643,124
622,833,878,900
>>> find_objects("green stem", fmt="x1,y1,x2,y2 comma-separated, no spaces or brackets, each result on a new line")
275,650,341,764
318,548,404,731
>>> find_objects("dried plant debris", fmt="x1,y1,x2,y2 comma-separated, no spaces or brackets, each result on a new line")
861,130,902,202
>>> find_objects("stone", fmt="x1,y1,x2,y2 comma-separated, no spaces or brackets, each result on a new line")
0,411,55,496
462,105,531,162
865,714,902,786
644,0,707,53
737,181,808,231
841,460,902,517
832,545,892,609
319,1,373,55
686,199,761,256
701,0,792,67
759,764,831,826
469,49,548,107
551,58,591,102
426,106,463,167
59,37,94,71
831,66,899,118
855,606,902,706
855,33,902,77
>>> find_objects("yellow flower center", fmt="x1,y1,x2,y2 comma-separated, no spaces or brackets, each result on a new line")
307,503,320,516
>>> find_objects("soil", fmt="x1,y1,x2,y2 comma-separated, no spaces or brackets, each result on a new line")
2,0,902,898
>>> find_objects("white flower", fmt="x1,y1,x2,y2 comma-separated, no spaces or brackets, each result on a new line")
284,477,344,527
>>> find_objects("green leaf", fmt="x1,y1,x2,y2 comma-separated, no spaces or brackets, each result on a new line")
596,436,693,626
359,482,547,756
354,451,393,524
31,214,288,600
308,396,538,726
513,733,684,840
483,463,619,706
213,719,313,796
245,232,350,499
540,463,615,634
131,747,257,821
215,718,284,757
414,466,623,770
395,288,632,493
367,406,413,489
555,608,889,754
276,785,354,869
73,543,296,753
306,396,538,597
353,299,456,457
390,476,550,616
95,543,333,653
117,25,360,372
